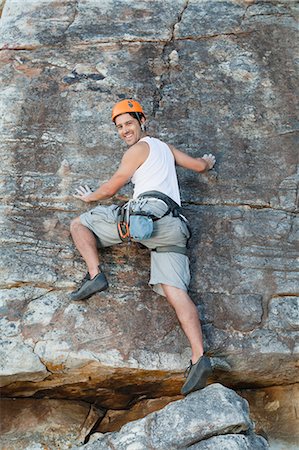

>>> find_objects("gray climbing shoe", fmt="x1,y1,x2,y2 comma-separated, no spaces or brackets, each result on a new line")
70,271,108,301
181,355,212,395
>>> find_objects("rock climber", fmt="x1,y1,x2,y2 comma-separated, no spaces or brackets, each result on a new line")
70,99,216,395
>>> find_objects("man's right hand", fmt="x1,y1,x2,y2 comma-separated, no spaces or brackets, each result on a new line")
202,154,216,170
73,185,94,202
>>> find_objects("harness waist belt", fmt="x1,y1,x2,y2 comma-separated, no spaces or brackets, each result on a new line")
137,190,182,217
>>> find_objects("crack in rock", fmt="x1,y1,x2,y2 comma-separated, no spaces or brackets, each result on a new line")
0,0,6,18
240,1,296,24
152,0,190,118
184,199,297,215
175,30,252,42
64,0,79,35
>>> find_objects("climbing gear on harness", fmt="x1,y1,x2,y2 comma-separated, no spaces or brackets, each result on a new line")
117,219,130,240
117,206,130,240
70,269,109,301
181,355,212,395
117,198,155,241
129,214,153,240
112,99,145,122
116,192,190,256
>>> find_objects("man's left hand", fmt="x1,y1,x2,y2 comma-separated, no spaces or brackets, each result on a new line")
73,185,93,202
202,154,216,170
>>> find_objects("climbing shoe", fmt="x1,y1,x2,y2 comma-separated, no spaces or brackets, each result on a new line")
70,271,108,301
181,355,212,396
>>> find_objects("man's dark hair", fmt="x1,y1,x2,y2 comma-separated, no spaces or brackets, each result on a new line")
128,112,145,124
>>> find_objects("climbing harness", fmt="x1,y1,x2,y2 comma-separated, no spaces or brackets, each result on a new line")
116,191,190,255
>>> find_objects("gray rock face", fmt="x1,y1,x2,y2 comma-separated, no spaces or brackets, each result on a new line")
75,384,269,450
0,0,298,448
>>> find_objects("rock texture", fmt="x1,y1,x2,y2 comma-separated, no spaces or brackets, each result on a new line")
75,384,269,450
239,383,299,449
0,0,298,448
97,395,183,434
0,398,103,449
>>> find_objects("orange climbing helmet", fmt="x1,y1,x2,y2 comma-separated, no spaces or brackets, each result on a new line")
111,99,145,122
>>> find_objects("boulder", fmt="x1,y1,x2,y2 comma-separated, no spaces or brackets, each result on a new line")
97,395,183,433
75,384,269,450
0,0,297,394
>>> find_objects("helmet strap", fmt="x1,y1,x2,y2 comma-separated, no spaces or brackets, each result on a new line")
128,112,146,132
135,112,146,132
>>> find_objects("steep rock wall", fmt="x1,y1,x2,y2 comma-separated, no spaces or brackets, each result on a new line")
0,0,298,448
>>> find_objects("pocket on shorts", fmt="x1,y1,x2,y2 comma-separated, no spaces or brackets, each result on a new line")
90,205,119,223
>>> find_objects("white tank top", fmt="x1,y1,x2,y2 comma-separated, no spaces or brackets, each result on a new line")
131,136,181,205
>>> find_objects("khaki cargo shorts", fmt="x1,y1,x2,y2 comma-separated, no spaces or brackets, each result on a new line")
80,199,191,297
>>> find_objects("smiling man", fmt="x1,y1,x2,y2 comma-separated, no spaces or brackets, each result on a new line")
70,99,216,395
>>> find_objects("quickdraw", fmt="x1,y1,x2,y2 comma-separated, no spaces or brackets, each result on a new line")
117,220,130,240
117,204,131,241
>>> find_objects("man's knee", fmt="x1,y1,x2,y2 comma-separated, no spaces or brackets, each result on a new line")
162,284,187,298
70,216,83,235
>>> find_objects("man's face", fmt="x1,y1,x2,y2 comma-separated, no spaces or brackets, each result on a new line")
115,113,143,147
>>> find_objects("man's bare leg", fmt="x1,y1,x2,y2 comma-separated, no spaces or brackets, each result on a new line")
161,284,204,364
70,217,100,278
162,284,212,395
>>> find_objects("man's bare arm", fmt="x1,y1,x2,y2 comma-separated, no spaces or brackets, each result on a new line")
74,142,149,202
169,144,216,172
